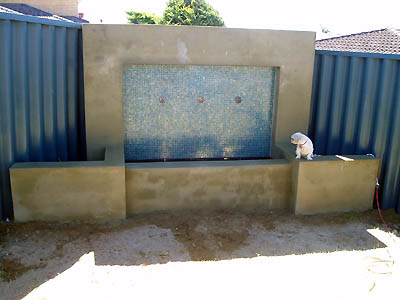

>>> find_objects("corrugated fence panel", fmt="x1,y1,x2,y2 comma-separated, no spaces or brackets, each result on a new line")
310,50,400,212
0,13,85,220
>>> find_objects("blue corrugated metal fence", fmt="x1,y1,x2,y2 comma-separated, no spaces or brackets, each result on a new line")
1,17,400,218
0,13,86,220
310,50,400,212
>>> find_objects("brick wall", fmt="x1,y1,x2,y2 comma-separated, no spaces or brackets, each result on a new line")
1,0,79,16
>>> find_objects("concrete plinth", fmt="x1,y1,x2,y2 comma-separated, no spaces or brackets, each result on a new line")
10,145,126,222
276,143,379,215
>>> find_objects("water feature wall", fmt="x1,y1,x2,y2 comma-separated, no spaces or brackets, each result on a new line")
82,25,315,161
123,65,276,161
8,25,381,220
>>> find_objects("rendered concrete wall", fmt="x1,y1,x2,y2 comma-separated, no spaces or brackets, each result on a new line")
276,143,380,215
10,143,379,220
125,148,379,215
126,160,291,214
82,24,316,160
10,146,126,222
293,157,379,214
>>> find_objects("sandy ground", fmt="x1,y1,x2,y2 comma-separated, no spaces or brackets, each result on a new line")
1,209,400,300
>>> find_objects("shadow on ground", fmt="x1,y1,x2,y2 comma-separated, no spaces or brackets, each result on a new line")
1,209,399,299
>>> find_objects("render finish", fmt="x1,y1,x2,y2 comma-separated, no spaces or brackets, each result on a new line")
10,145,126,221
125,160,292,214
82,24,316,160
276,143,380,215
10,143,380,219
293,157,379,214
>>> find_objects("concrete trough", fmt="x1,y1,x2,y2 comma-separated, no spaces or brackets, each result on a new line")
9,143,379,221
125,159,291,214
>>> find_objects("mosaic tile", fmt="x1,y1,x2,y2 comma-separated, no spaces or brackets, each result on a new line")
123,65,276,161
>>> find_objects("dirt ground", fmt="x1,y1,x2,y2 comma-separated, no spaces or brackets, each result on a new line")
1,209,400,300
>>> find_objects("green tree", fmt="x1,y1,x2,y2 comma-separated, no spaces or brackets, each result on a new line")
162,0,224,26
126,1,224,26
126,11,161,24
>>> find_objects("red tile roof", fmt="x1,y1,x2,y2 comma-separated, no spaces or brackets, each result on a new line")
316,28,400,55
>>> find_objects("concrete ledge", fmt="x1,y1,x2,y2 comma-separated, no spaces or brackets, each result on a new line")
126,159,291,214
10,145,126,222
276,143,380,214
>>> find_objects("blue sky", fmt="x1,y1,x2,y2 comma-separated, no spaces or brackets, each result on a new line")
79,0,400,39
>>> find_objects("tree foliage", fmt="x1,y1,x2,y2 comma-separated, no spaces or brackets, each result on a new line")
126,0,224,27
126,11,161,24
162,0,224,26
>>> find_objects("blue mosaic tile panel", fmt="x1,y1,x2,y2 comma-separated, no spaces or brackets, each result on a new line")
123,65,276,161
